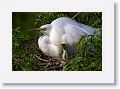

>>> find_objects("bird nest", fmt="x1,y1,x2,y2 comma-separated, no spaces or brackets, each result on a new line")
35,54,67,71
32,43,67,71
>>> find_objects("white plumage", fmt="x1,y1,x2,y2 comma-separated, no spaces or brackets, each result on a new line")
37,17,96,58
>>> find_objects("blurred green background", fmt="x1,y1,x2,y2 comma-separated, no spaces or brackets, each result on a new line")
12,12,102,71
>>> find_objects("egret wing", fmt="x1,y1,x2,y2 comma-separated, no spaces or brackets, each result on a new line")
63,22,95,44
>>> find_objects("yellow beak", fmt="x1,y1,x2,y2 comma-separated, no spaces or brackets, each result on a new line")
30,28,47,31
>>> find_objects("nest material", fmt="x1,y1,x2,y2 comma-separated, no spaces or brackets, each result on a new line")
33,42,67,71
22,41,68,71
35,55,67,71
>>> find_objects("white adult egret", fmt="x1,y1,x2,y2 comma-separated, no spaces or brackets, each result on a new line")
33,17,96,59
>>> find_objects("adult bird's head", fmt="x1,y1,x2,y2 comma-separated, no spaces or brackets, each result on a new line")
31,24,52,36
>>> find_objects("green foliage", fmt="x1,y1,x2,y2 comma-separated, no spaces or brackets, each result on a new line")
12,27,35,70
63,30,102,71
12,12,102,71
76,30,102,58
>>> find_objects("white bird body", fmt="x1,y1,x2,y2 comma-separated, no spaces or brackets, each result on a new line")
38,35,62,57
38,17,96,58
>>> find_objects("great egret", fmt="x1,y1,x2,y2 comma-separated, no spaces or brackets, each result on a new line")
33,17,96,59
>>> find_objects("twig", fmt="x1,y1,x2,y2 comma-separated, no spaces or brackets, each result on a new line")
91,19,100,27
47,65,63,70
35,55,49,62
52,58,67,64
52,58,62,60
60,60,67,64
91,13,101,27
72,12,81,20
32,43,41,51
